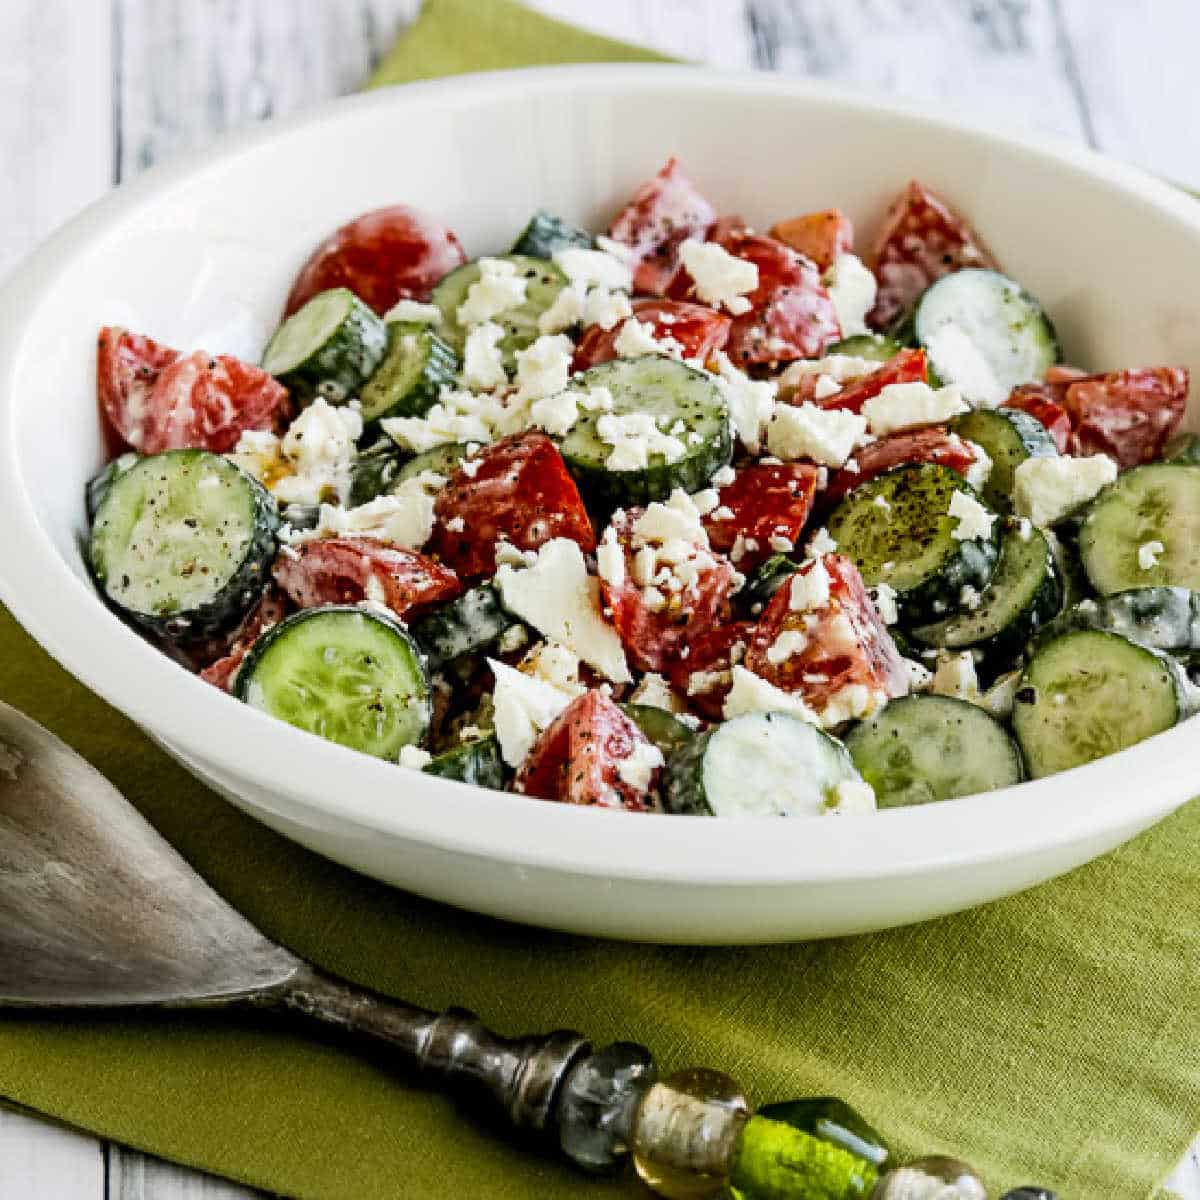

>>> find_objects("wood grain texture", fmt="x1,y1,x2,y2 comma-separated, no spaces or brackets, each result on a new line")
0,1,1197,1197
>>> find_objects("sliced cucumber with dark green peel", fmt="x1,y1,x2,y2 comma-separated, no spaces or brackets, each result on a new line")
235,605,430,760
358,321,459,424
430,255,567,366
1012,629,1185,778
1166,433,1200,465
913,269,1060,405
1079,463,1200,594
394,442,471,486
560,356,731,507
261,287,387,404
1042,587,1200,656
86,452,140,520
740,553,798,614
349,440,407,506
279,501,321,531
423,736,506,790
622,704,696,759
411,584,517,669
910,522,1061,665
90,450,279,640
844,695,1024,807
662,712,863,817
824,334,903,364
510,210,593,258
826,464,1000,622
950,407,1057,512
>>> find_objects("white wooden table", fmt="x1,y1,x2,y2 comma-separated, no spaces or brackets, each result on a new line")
0,1,1197,1195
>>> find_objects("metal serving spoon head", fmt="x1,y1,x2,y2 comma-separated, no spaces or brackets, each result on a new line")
0,699,302,1007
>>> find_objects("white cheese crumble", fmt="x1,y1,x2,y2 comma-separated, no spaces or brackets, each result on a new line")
871,582,900,625
623,489,722,601
529,389,579,438
678,238,759,315
629,672,686,713
766,629,809,665
260,398,362,506
860,381,969,437
712,464,737,487
767,403,867,468
616,740,665,791
723,665,819,724
521,641,586,698
712,351,777,455
384,299,443,325
963,439,993,491
295,470,445,550
813,375,842,401
494,538,631,684
930,651,980,701
398,745,433,769
922,324,1007,407
780,353,881,387
462,321,507,390
948,490,996,542
823,253,877,338
1138,540,1165,570
982,669,1022,719
819,683,887,727
489,658,574,768
597,412,686,471
960,584,982,611
457,257,527,327
790,557,832,611
596,528,626,588
1011,454,1117,527
903,657,934,691
514,333,573,402
826,777,877,815
381,385,505,452
553,246,633,293
538,247,634,335
806,527,838,557
613,317,683,360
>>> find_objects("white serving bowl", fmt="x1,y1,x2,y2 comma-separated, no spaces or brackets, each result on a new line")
2,65,1198,944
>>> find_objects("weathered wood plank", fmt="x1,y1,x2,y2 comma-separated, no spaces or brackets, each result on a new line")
0,1105,104,1200
107,1147,269,1200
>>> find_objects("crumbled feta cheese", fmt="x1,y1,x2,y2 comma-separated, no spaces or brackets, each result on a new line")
514,334,573,403
873,495,891,511
462,321,507,390
384,299,443,325
629,672,685,713
923,324,1006,407
820,683,886,727
960,585,982,610
712,351,777,455
768,534,794,553
553,246,633,293
521,641,587,698
457,257,527,327
596,528,626,588
930,651,980,701
583,288,633,331
871,582,899,625
230,430,284,485
825,777,877,815
789,558,832,612
767,403,867,468
766,629,808,665
597,412,686,471
678,238,759,315
270,399,363,505
494,538,631,683
807,527,838,557
489,658,575,767
903,657,934,691
948,490,996,542
723,665,819,723
982,669,1022,719
688,667,731,697
813,374,842,401
963,439,993,492
299,470,444,549
494,542,538,570
496,624,529,654
712,505,736,522
577,386,615,413
381,385,502,452
1138,540,1165,570
536,285,585,335
616,740,665,791
781,353,881,384
595,235,637,265
1016,517,1033,541
529,389,579,437
861,381,969,437
712,465,737,487
823,253,876,338
398,745,433,769
641,586,668,612
1012,454,1117,527
613,317,683,359
446,515,465,533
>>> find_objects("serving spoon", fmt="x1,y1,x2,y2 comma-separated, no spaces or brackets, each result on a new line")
0,699,1052,1199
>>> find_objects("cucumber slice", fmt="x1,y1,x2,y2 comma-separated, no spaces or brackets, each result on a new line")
1166,433,1200,465
410,584,517,669
236,605,430,760
824,334,903,363
844,694,1024,807
1079,464,1200,593
261,287,388,404
740,553,798,614
826,464,1000,622
349,440,469,506
279,501,321,531
86,451,140,520
510,210,593,258
950,408,1057,512
395,442,470,486
431,255,567,366
560,356,732,507
423,735,506,789
622,704,696,758
1012,629,1184,778
358,322,459,425
910,522,1062,664
662,712,863,817
913,269,1060,405
90,449,279,640
1043,587,1200,655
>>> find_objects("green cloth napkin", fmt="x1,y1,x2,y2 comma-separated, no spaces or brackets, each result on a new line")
2,3,1199,1198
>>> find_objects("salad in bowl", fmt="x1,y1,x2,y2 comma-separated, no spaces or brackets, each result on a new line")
87,158,1196,821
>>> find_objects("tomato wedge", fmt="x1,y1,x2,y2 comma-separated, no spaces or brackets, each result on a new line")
769,208,854,272
1060,367,1189,468
572,298,731,372
823,426,977,507
703,463,819,568
665,620,755,722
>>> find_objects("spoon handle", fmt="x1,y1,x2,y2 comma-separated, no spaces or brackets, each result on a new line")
263,965,590,1138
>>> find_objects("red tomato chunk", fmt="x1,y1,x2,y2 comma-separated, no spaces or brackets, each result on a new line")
1004,385,1073,454
199,588,290,692
285,204,466,316
666,620,756,722
823,427,977,507
769,208,854,272
572,298,731,372
1060,367,1188,468
516,690,660,811
703,463,819,568
811,348,928,414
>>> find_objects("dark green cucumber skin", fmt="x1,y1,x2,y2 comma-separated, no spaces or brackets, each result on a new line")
951,408,1057,512
1012,629,1185,778
845,694,1024,808
349,441,469,507
395,442,470,486
825,334,903,363
1040,587,1200,655
358,322,459,425
1166,433,1200,465
263,287,388,404
739,553,798,615
279,502,321,531
510,210,593,258
89,450,279,642
411,584,517,669
622,704,695,758
86,452,141,520
661,727,716,815
423,736,506,790
560,357,732,509
910,522,1062,670
826,464,1000,623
